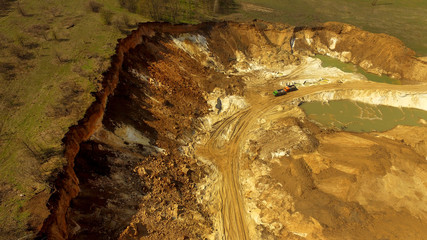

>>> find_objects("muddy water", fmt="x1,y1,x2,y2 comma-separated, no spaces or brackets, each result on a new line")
301,100,427,132
315,55,401,84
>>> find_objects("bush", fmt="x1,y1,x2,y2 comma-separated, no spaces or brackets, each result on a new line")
119,0,138,13
51,30,69,42
0,33,11,49
113,19,130,35
0,62,16,80
16,1,29,16
16,35,39,49
121,14,135,28
26,24,50,40
0,0,14,12
101,9,114,25
54,49,71,63
49,6,63,17
0,61,14,71
10,45,34,60
88,0,103,13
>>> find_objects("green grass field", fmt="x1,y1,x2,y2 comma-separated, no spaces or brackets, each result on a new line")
234,0,427,56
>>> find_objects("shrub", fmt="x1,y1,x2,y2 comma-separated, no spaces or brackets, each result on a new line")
0,61,14,71
49,6,62,17
118,0,138,13
51,30,69,42
16,35,39,49
54,49,71,63
88,0,103,13
101,9,114,25
114,22,130,35
10,45,34,60
0,0,13,12
0,33,11,49
26,24,50,40
121,14,135,28
16,1,29,16
0,62,16,80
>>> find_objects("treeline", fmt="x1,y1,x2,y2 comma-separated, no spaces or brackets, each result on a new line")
119,0,235,23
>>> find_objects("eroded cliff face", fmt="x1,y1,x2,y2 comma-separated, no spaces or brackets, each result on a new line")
37,23,163,239
293,22,427,82
37,21,427,239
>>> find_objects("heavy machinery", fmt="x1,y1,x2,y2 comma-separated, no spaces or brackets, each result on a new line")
273,84,298,97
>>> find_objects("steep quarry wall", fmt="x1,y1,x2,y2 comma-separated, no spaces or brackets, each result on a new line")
37,21,427,239
293,22,427,82
37,23,165,239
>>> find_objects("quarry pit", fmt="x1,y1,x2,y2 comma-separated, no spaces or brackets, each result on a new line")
38,21,427,240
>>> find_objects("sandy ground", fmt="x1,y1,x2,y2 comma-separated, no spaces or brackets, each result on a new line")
194,56,427,239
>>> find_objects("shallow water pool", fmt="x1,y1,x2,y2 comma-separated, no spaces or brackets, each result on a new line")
315,55,401,85
300,100,427,132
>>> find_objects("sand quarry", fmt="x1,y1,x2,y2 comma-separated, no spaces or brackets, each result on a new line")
38,21,427,240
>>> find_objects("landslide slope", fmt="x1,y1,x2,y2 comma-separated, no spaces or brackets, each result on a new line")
38,21,427,240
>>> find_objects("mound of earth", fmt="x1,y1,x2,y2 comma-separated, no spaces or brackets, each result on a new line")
37,21,427,240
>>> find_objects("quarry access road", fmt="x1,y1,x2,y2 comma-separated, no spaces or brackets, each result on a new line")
197,79,427,240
